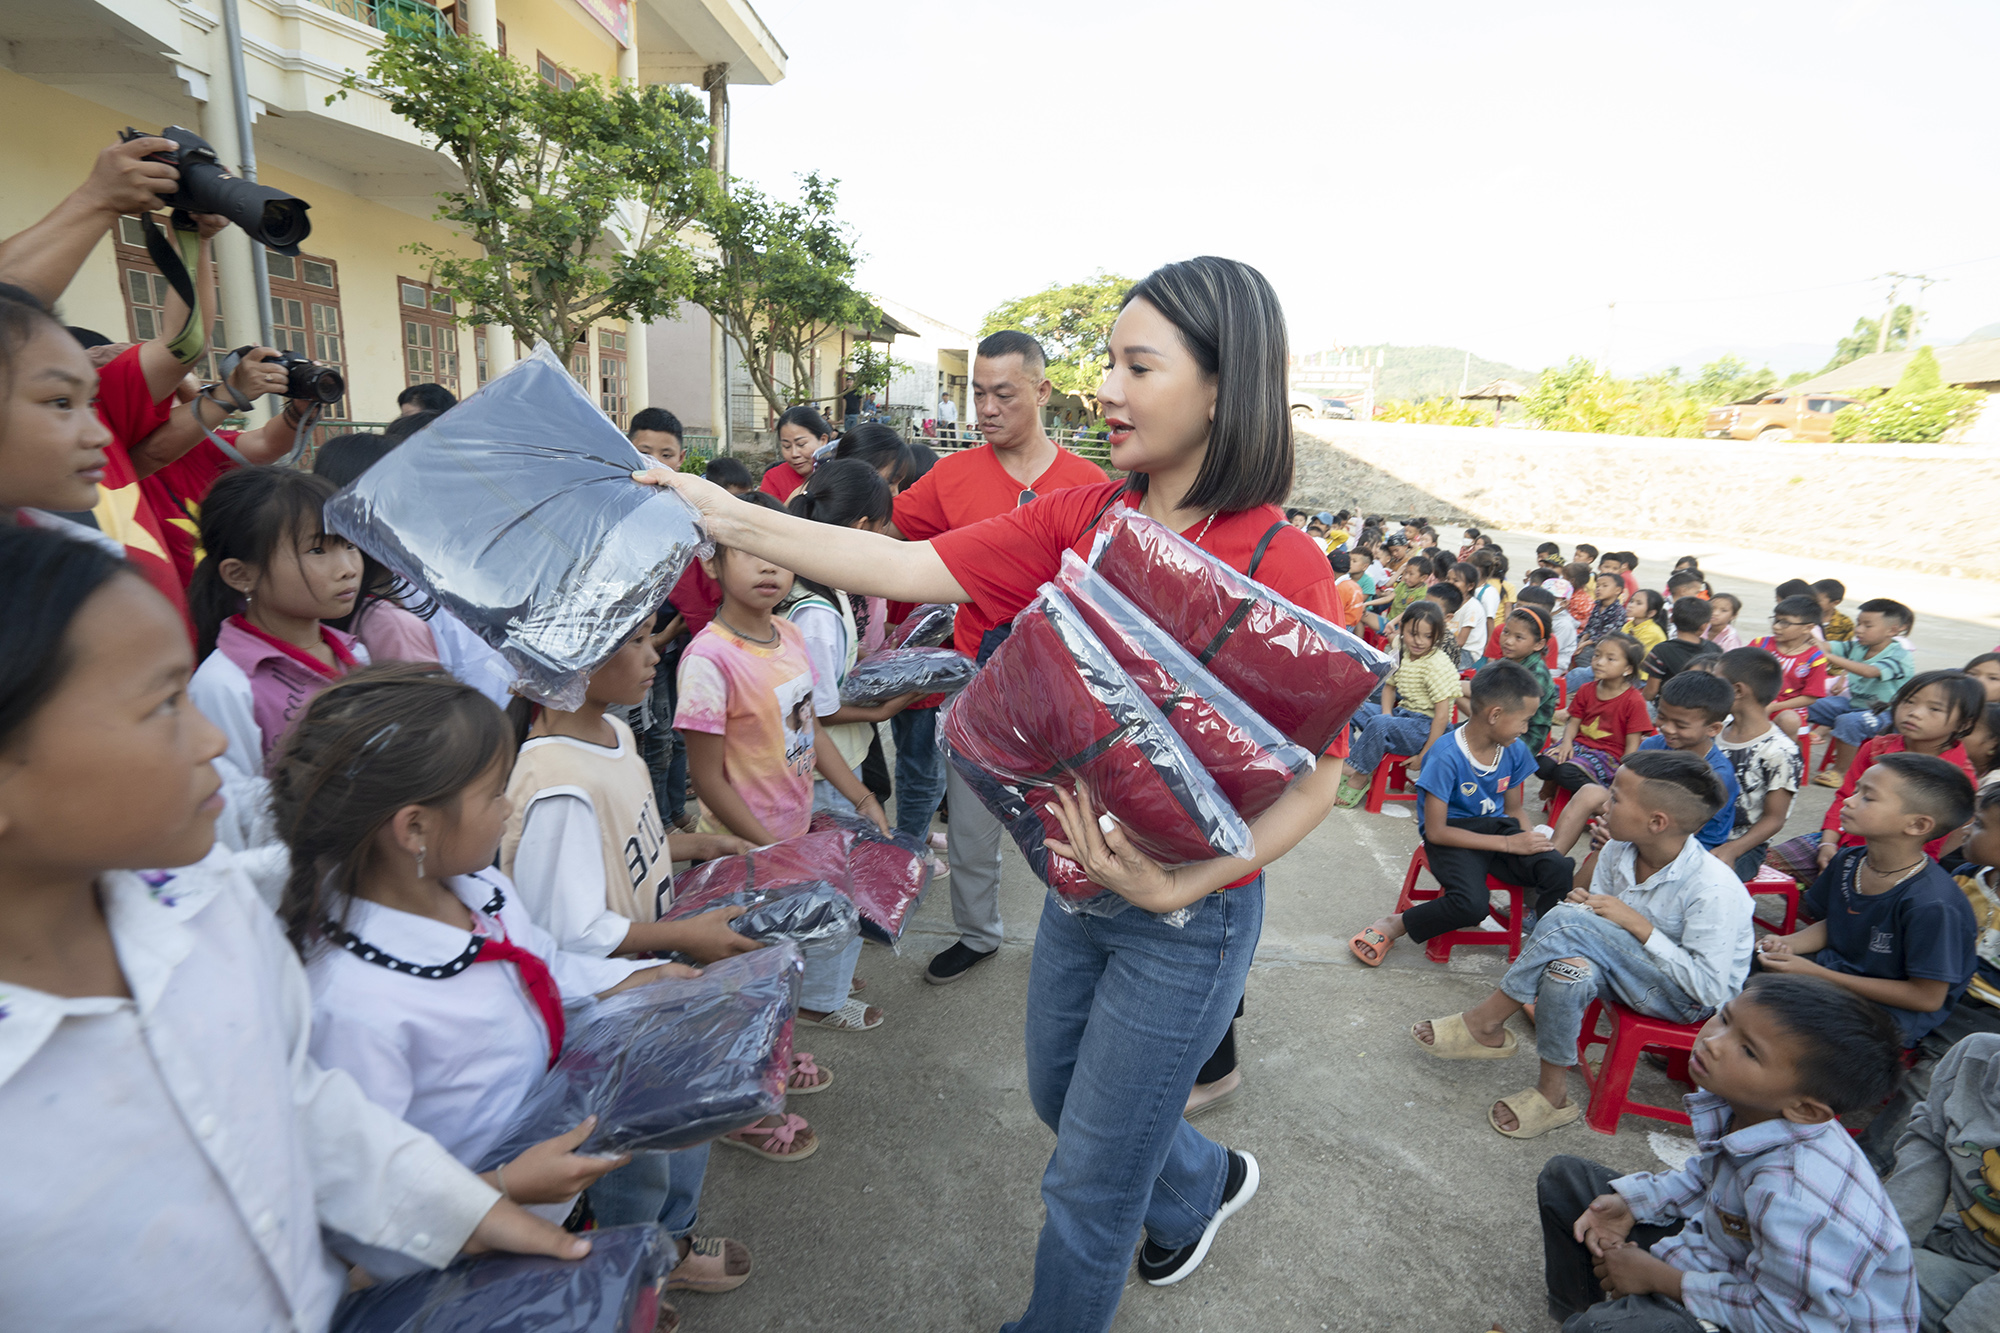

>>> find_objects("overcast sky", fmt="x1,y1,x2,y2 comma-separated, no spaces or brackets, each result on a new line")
727,0,2000,377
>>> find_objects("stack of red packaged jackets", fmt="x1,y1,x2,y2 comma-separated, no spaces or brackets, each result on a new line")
1086,510,1388,756
808,811,934,946
941,588,1252,904
664,830,855,915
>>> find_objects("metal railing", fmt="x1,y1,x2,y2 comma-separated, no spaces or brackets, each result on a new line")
313,0,453,41
923,426,1118,472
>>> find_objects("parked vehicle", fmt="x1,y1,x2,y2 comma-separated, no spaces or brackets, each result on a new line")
1289,391,1356,420
1702,391,1860,443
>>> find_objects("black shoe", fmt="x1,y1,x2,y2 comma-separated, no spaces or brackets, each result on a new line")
924,941,996,985
1135,1149,1259,1287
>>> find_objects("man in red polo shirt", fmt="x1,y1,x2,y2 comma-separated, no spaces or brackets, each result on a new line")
893,331,1107,984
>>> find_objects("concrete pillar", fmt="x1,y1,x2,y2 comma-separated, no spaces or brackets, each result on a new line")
198,33,270,424
466,0,498,46
616,39,647,416
465,1,513,385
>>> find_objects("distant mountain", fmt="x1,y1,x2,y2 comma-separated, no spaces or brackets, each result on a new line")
1641,342,1833,378
1960,323,2000,344
1327,345,1538,403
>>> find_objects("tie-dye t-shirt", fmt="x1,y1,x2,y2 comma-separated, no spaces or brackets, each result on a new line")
674,617,818,840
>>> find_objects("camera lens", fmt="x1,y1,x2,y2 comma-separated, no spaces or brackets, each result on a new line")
256,199,311,252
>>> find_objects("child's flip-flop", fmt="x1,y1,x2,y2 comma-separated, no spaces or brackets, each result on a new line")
1489,1088,1581,1139
1412,1013,1518,1059
718,1113,819,1162
1349,926,1394,966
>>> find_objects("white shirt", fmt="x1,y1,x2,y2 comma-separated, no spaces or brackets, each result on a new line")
1552,608,1579,672
305,869,646,1180
1452,597,1488,653
790,599,852,720
1587,835,1755,1008
940,398,957,424
511,789,634,957
184,651,285,853
0,847,499,1333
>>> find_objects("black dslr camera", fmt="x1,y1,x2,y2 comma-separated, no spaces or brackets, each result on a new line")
230,346,345,405
121,125,312,253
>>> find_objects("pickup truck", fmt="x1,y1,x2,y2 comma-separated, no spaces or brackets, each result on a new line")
1701,391,1860,443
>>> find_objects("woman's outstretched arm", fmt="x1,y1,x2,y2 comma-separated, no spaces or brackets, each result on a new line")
635,468,969,606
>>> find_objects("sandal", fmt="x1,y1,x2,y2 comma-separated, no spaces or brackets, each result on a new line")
655,1300,679,1333
804,997,883,1032
1348,926,1394,967
665,1235,752,1293
786,1051,833,1096
1411,1013,1518,1060
718,1113,819,1162
1489,1088,1580,1139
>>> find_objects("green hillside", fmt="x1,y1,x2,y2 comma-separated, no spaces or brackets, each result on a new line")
1349,344,1538,403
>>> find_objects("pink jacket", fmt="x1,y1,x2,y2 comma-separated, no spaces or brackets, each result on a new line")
211,616,365,766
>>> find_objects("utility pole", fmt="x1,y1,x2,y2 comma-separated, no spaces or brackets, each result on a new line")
1876,273,1908,354
1904,274,1940,349
1459,348,1470,397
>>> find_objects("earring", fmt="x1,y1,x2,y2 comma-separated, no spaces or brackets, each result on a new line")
415,844,426,880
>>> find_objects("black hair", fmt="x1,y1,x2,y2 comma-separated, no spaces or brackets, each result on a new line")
1811,577,1846,603
0,281,63,401
1562,561,1593,586
1673,555,1700,572
1969,701,2000,773
395,383,457,415
1574,543,1599,560
1966,651,2000,676
738,490,786,513
1889,668,1986,747
1621,747,1727,833
1709,591,1742,617
1329,549,1351,575
904,440,939,484
1593,567,1624,590
1398,599,1450,658
775,405,832,440
1469,659,1540,714
1285,508,1307,522
0,527,131,752
1773,579,1816,604
382,410,441,443
788,457,891,531
976,329,1048,377
270,663,514,956
1716,646,1783,706
1449,560,1481,588
1515,584,1556,610
1856,597,1913,632
1468,548,1500,582
311,433,396,489
1666,569,1704,591
832,422,912,490
1772,593,1823,625
189,467,341,661
704,456,754,489
1629,588,1667,632
1506,604,1551,645
1669,596,1711,634
1871,752,1977,836
1617,551,1639,572
1524,568,1554,585
1402,553,1432,579
66,325,113,349
1426,581,1464,614
1737,973,1905,1115
1596,632,1646,679
1536,541,1560,557
1119,256,1292,513
629,406,683,439
1658,668,1734,723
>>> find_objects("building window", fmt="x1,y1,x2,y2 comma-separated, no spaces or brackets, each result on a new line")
398,276,460,395
597,328,628,426
495,20,506,54
112,215,227,380
537,53,576,90
265,249,349,419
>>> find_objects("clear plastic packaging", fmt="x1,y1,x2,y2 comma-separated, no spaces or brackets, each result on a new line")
476,944,801,1168
1054,552,1314,819
808,810,933,946
323,344,710,710
939,587,1252,913
1087,509,1391,755
838,646,977,707
883,603,956,651
661,829,856,916
660,876,858,950
330,1222,669,1333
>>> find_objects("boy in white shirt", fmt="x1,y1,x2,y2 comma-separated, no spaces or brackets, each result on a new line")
1412,750,1755,1139
1712,646,1804,882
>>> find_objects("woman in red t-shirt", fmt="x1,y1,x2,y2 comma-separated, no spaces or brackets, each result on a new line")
757,405,829,504
641,258,1340,1329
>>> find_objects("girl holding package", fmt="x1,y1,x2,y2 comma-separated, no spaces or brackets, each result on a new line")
639,257,1344,1333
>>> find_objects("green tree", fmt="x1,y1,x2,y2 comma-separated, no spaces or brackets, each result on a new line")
839,342,907,404
690,172,880,421
1520,357,1707,438
1691,354,1775,405
980,272,1132,409
1821,304,1912,372
1894,344,1943,394
335,27,713,374
1830,344,1983,443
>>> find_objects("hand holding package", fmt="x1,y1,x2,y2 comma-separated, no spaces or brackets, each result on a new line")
838,646,977,707
809,810,934,945
323,344,708,710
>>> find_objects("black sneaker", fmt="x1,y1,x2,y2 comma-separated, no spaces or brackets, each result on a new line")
1135,1149,1259,1287
924,941,997,985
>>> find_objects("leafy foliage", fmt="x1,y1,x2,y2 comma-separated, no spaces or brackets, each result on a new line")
335,27,712,370
1375,397,1492,426
1821,304,1912,372
1690,354,1776,405
1518,357,1715,438
980,272,1132,406
690,172,880,421
840,342,907,403
1829,346,1984,443
1337,345,1537,403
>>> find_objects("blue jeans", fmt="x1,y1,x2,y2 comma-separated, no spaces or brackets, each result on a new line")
1565,665,1595,698
890,707,947,840
1499,906,1710,1067
585,1141,710,1239
1808,694,1889,746
812,779,856,815
1345,706,1435,776
1003,881,1263,1333
799,927,864,1013
637,655,687,822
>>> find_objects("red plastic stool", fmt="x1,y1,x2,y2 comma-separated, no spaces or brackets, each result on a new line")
1575,999,1703,1134
1746,865,1800,934
1549,786,1573,824
1395,844,1525,964
1365,755,1420,814
1795,730,1813,776
1557,677,1570,709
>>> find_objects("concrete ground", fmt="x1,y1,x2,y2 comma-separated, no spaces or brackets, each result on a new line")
677,771,1842,1332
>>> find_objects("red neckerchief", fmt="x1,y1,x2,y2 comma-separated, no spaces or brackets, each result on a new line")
473,935,567,1067
229,614,359,680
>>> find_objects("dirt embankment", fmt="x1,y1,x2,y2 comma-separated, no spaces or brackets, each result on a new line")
1288,421,2000,581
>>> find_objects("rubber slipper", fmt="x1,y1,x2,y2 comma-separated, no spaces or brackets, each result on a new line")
1412,1013,1518,1060
717,1113,819,1162
1489,1088,1581,1139
1349,926,1394,966
664,1235,752,1293
785,1051,833,1096
655,1301,679,1333
848,975,867,995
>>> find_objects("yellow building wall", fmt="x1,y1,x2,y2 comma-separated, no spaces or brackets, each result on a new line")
496,0,623,85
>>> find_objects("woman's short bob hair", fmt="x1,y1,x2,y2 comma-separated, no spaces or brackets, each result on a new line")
1120,256,1292,514
775,405,832,440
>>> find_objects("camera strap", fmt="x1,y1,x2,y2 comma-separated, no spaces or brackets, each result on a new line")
136,213,209,366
